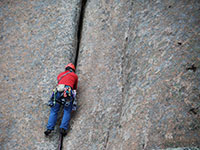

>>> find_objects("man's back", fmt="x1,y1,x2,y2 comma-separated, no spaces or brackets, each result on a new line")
57,70,78,90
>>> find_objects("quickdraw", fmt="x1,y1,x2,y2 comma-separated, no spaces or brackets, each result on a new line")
53,88,57,105
63,86,72,98
48,86,73,107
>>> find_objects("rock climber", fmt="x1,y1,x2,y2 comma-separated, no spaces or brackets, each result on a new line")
44,63,78,136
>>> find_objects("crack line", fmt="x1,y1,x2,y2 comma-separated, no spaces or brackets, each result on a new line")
74,0,87,68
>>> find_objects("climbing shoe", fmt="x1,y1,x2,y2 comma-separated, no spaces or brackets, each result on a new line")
44,129,52,136
60,128,67,136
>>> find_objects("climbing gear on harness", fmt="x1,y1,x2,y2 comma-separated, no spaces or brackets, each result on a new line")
48,86,74,108
72,90,76,98
63,88,67,97
72,100,77,111
65,63,75,71
63,86,73,107
63,86,72,98
64,101,71,107
48,100,54,107
57,84,65,92
47,89,57,107
53,88,57,105
72,90,77,111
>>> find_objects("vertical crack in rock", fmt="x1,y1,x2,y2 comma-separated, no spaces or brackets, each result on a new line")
186,64,197,72
120,34,129,119
104,131,110,150
74,0,87,68
61,1,87,149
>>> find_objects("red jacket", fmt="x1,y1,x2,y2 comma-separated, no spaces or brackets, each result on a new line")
57,70,78,90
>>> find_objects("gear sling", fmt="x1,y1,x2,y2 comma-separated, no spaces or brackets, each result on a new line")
49,71,74,107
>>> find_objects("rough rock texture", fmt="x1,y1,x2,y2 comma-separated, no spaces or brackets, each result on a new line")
1,0,200,150
0,0,81,149
64,0,200,150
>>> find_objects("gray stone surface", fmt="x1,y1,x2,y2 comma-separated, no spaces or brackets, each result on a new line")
160,147,200,150
1,0,200,150
64,0,200,150
0,0,81,149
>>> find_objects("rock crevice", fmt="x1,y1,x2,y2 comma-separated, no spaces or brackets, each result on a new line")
0,0,200,150
74,0,87,68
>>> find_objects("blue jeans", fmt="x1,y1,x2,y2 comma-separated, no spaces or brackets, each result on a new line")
46,95,73,130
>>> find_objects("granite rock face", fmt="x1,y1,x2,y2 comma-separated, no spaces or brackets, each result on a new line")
64,0,200,150
0,0,81,149
1,0,200,150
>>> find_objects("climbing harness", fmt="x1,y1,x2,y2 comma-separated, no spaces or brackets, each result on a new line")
57,84,65,92
48,86,76,108
48,69,75,107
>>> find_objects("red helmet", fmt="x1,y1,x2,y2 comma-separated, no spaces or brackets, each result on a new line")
65,63,75,71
